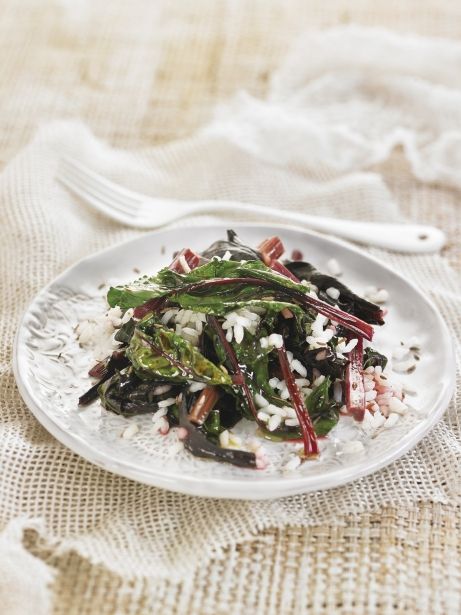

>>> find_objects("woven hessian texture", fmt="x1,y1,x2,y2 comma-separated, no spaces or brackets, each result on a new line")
1,1,460,614
26,503,458,615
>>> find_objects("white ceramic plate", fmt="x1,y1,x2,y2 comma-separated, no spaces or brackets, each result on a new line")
14,225,455,499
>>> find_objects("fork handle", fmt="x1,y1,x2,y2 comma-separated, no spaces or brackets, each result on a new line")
188,201,445,253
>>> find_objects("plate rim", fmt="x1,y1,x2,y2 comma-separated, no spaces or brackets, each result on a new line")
13,223,457,499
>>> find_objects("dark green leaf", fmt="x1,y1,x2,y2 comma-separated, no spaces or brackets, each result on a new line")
201,229,261,262
302,346,348,380
107,259,312,310
285,260,384,325
127,317,232,385
306,377,340,436
178,395,257,469
114,318,136,345
98,369,181,417
363,347,388,371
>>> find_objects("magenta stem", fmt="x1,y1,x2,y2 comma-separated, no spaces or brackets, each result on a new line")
277,344,319,458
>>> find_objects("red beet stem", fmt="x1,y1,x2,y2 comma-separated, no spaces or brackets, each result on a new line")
169,248,201,273
291,249,303,261
134,248,201,318
133,296,168,319
345,336,365,421
258,236,285,264
277,345,319,458
134,276,374,340
269,259,300,283
88,360,107,379
188,386,220,425
207,315,259,421
190,277,374,340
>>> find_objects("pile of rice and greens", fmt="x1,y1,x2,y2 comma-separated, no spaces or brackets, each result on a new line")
79,231,392,469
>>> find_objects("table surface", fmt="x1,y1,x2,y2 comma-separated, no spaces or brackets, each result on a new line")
1,1,460,613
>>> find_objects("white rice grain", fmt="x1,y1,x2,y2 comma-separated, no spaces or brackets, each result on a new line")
219,430,230,447
228,433,242,447
283,406,297,419
121,308,134,324
268,414,282,431
291,359,307,378
152,408,168,421
189,381,207,393
326,287,340,300
158,397,176,408
254,393,269,408
364,380,376,392
307,329,335,346
235,315,251,327
242,309,260,321
327,258,342,276
365,389,377,402
295,378,310,387
313,375,325,387
364,286,389,304
234,323,244,344
280,387,290,400
375,289,389,303
342,338,358,354
257,411,270,423
76,313,119,362
107,306,123,327
225,312,237,325
388,397,408,415
311,313,329,335
384,413,400,429
268,333,284,349
372,412,386,429
266,404,287,417
161,309,177,325
403,383,418,396
283,455,301,471
122,423,139,439
179,309,192,326
152,417,169,435
153,384,172,395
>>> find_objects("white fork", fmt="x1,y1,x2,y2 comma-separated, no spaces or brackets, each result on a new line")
57,156,446,253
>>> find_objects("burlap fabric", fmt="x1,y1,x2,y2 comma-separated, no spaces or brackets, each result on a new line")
1,2,460,613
